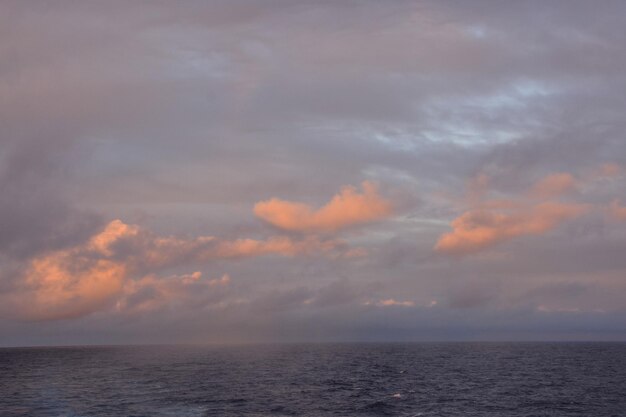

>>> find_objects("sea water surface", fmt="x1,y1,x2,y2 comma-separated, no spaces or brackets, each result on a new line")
0,343,624,416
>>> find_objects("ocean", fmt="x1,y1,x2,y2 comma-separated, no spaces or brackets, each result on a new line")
0,343,624,416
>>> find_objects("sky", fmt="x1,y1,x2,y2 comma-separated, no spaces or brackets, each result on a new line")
1,0,626,346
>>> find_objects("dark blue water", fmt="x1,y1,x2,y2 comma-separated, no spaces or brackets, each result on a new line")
0,343,624,416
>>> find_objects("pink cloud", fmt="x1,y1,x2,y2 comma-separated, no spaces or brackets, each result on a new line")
254,181,392,233
435,202,588,254
436,202,588,254
434,169,599,255
609,200,626,221
8,219,357,321
20,252,127,321
530,173,577,199
115,272,232,315
376,298,415,307
598,163,622,178
210,236,341,259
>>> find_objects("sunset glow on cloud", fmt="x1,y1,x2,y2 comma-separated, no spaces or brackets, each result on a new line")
2,1,626,345
530,173,577,199
435,202,588,254
435,173,594,254
7,219,358,321
598,163,622,178
609,200,626,221
254,182,392,233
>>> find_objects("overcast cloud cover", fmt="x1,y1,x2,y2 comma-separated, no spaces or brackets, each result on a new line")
1,0,626,346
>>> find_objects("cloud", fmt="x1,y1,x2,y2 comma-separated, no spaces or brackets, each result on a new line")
18,250,127,321
434,168,602,254
88,219,139,256
6,219,355,321
254,181,392,233
436,202,588,254
598,163,622,178
530,173,577,199
211,236,341,259
370,299,415,308
114,272,232,315
3,1,626,343
609,200,626,221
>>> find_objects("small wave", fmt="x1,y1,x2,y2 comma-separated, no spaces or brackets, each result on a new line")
227,398,247,404
270,405,295,414
361,400,396,415
364,400,390,409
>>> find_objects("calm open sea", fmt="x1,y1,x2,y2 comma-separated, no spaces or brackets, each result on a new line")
0,343,624,416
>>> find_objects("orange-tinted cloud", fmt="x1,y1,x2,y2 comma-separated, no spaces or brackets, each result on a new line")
530,173,577,199
15,221,135,320
9,219,357,320
435,169,597,255
114,272,232,314
598,163,621,178
609,200,626,221
254,181,392,233
88,219,139,255
21,252,127,320
212,236,340,259
435,202,588,254
373,298,415,307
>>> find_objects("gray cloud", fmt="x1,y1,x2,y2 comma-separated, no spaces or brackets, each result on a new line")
1,0,626,345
